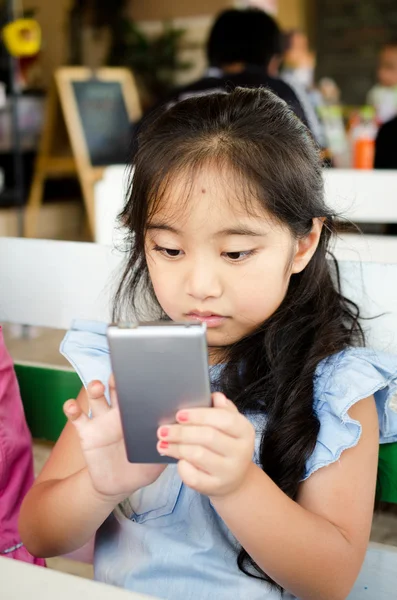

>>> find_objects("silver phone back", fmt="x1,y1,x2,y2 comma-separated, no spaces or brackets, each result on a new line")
107,322,211,464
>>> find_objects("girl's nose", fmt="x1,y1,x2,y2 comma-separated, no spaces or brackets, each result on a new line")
185,261,222,300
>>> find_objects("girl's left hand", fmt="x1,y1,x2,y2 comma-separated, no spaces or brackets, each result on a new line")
156,392,255,499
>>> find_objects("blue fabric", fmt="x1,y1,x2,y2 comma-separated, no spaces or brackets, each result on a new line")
306,348,397,479
60,320,397,600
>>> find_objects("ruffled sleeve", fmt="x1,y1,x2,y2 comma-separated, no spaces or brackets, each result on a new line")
304,347,397,480
60,319,112,400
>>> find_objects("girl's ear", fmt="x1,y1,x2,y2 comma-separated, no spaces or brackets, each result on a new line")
291,218,324,274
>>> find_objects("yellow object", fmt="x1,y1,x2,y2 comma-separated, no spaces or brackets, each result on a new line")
2,19,41,57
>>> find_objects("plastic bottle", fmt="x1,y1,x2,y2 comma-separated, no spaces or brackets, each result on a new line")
317,105,350,168
352,107,377,170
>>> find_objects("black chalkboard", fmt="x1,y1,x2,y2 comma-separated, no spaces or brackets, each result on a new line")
72,80,131,166
316,0,397,105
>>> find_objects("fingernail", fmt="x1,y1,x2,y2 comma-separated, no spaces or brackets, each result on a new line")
177,411,189,422
66,401,76,413
159,427,169,438
159,441,169,450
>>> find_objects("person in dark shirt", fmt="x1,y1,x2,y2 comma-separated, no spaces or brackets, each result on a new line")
374,116,397,234
375,116,397,169
131,8,315,155
175,8,309,126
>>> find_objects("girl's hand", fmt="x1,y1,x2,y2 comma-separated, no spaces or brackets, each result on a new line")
64,376,166,502
156,392,255,499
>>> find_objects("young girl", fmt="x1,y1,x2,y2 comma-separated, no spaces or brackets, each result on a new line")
20,88,397,599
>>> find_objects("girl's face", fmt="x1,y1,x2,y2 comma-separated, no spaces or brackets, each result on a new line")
145,165,321,358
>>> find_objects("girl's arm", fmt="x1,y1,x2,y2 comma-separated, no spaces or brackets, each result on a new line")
159,394,378,600
19,380,165,558
211,396,378,600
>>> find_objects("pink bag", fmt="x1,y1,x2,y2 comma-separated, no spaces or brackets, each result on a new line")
0,326,45,566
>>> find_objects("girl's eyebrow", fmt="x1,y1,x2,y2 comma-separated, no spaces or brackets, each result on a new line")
216,227,266,237
147,223,265,237
147,223,180,233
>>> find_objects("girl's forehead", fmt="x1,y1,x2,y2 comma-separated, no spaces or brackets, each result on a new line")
149,164,272,227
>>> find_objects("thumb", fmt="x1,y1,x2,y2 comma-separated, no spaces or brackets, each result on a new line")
211,392,237,411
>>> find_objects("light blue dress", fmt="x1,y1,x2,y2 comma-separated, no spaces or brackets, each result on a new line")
61,320,397,600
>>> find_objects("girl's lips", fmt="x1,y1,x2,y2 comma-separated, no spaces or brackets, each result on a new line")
186,313,227,328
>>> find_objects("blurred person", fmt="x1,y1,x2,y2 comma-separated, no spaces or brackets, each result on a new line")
374,115,397,234
0,326,45,566
317,78,341,106
205,9,321,142
131,8,321,152
374,115,397,169
281,29,315,91
277,32,325,147
367,41,397,125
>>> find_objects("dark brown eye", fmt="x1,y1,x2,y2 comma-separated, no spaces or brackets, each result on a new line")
153,245,183,258
223,250,255,261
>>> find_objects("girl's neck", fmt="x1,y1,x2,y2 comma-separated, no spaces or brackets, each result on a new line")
208,345,228,366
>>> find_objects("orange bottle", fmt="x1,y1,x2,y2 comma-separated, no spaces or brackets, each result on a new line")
353,138,375,169
352,107,377,170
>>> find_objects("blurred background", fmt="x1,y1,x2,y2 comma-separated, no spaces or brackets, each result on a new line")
1,0,397,241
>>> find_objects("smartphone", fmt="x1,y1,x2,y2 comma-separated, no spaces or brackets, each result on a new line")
107,321,211,464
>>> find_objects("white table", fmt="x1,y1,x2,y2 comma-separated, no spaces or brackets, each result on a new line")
0,557,157,600
348,543,397,599
2,544,396,600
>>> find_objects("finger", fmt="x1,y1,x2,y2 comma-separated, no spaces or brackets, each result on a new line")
212,392,238,412
157,424,235,457
87,380,111,417
158,441,226,474
177,459,217,494
63,399,90,432
108,373,119,409
175,406,245,438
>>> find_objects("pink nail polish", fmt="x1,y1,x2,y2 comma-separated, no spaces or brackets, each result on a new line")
159,441,169,449
178,411,189,423
159,427,169,438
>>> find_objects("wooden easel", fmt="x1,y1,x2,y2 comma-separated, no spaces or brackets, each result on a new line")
24,67,142,239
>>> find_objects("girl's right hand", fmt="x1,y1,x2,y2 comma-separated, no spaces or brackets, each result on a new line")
63,376,166,502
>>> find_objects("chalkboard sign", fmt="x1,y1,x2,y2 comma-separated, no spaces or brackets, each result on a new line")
56,67,142,169
316,0,397,104
25,67,142,238
72,80,131,166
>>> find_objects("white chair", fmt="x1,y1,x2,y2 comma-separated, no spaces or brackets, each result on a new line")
324,169,397,224
332,233,397,264
0,237,124,441
0,237,123,329
94,165,129,246
93,167,397,246
1,236,396,599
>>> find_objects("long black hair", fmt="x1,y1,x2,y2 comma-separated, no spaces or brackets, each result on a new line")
113,88,364,586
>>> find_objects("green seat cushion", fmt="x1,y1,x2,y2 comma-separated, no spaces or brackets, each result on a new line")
378,442,397,504
15,362,81,442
